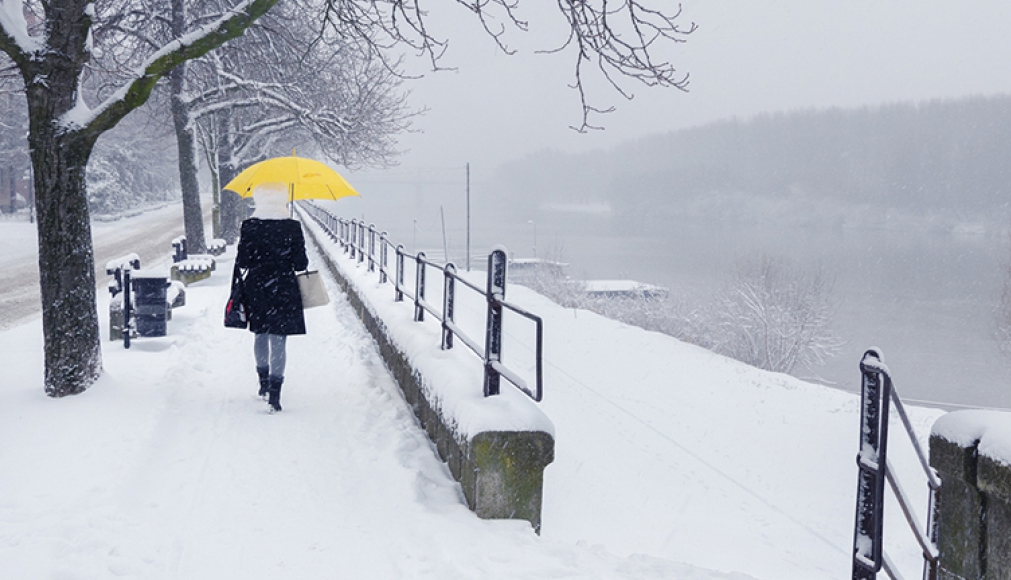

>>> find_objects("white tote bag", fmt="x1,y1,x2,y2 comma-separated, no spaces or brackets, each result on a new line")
296,270,329,309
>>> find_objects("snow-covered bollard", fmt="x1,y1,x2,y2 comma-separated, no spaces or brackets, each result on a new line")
170,255,216,286
106,253,141,341
172,236,187,262
109,294,125,341
206,238,227,256
930,410,1011,578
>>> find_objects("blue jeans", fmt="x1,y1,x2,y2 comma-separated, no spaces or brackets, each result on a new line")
253,333,287,379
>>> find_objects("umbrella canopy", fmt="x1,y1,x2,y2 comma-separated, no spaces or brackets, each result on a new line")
223,155,360,201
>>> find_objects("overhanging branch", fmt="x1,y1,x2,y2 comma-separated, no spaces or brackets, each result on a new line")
83,0,281,137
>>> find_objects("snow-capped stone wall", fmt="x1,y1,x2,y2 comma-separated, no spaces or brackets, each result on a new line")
299,206,554,533
930,410,1011,579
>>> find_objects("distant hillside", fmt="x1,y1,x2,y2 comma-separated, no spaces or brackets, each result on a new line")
490,95,1011,231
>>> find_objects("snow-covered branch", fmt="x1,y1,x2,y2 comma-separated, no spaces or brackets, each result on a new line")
0,0,42,64
319,0,694,131
75,0,280,136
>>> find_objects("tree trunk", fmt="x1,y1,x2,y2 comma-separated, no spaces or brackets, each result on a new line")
217,111,243,244
170,0,206,254
170,63,207,254
18,0,104,397
27,97,103,396
1,0,280,396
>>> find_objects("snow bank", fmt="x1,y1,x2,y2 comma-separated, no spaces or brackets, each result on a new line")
933,409,1011,467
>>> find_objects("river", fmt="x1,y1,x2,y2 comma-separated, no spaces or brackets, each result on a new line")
435,209,1011,410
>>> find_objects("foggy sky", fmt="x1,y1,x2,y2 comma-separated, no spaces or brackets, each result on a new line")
356,0,1011,176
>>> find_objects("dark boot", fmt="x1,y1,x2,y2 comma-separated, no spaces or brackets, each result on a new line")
256,367,270,399
267,376,284,413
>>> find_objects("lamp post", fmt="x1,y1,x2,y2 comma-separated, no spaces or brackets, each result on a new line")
527,219,537,258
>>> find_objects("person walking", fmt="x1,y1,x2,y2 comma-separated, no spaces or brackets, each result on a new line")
234,182,308,413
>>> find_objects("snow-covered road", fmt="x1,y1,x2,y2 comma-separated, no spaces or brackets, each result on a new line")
0,204,187,330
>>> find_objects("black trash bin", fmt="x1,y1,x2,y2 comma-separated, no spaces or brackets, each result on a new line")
131,271,169,337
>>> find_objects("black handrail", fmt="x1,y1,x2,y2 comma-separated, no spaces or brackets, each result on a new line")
851,348,939,580
300,202,544,402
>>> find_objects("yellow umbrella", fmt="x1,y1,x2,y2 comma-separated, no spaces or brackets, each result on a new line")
223,155,360,201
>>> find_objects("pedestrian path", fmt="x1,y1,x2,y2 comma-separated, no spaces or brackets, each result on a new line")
0,238,746,579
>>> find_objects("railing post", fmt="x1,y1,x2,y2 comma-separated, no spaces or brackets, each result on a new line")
349,219,357,259
442,263,456,350
368,224,376,272
483,248,507,397
380,233,389,284
123,269,132,350
852,348,892,579
414,252,426,322
395,244,405,302
358,222,365,264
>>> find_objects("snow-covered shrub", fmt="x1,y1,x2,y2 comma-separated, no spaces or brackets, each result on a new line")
709,256,842,374
525,254,841,376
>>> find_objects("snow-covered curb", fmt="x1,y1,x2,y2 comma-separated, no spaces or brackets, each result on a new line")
91,199,180,222
299,206,555,531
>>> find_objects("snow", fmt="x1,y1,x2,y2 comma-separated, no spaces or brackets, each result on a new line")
173,256,215,272
106,253,141,272
582,279,660,292
59,0,264,131
932,409,1011,467
0,0,43,55
0,207,953,579
130,268,170,279
0,219,36,270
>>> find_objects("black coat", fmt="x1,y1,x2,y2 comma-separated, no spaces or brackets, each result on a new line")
235,218,309,335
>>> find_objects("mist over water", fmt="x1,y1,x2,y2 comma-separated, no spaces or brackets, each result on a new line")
334,186,1011,410
339,96,1011,410
524,213,1011,410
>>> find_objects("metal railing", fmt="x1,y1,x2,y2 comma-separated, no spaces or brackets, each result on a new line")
300,202,544,402
851,348,940,580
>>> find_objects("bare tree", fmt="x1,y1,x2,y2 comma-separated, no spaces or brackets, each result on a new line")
87,106,179,215
711,256,842,375
1,0,694,398
317,0,696,132
0,92,29,215
0,0,281,396
178,2,413,242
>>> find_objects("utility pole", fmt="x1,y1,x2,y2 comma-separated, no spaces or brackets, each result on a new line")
440,205,449,263
466,163,471,272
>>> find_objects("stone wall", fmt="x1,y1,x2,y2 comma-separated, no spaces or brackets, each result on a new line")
930,411,1011,580
302,218,555,533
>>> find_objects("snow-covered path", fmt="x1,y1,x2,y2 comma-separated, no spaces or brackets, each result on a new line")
0,237,749,579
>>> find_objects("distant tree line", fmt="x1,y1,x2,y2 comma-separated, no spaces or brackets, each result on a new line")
494,95,1011,231
0,94,177,217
